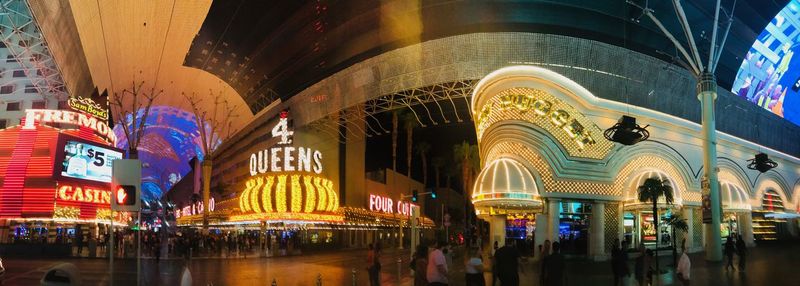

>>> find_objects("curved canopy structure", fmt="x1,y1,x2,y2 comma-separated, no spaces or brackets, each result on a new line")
472,157,541,213
732,0,800,125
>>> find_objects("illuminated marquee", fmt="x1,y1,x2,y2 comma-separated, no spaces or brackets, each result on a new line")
68,96,109,120
56,184,111,205
235,173,342,222
249,111,323,175
23,109,116,143
176,198,215,218
369,194,417,217
475,87,614,159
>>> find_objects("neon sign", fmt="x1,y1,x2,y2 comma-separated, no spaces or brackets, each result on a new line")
68,96,108,120
56,184,111,205
369,194,417,217
23,109,116,143
249,111,323,175
176,198,215,218
483,92,597,150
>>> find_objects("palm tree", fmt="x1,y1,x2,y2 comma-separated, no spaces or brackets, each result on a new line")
453,141,480,245
401,111,419,178
637,177,674,275
391,112,398,172
432,156,445,188
416,142,431,186
665,215,689,266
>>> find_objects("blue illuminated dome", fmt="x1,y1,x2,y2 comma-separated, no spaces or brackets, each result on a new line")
114,106,219,200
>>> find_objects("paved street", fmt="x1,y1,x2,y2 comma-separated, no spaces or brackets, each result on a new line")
2,242,799,285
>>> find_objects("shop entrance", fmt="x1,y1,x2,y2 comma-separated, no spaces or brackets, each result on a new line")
558,201,590,255
623,209,676,250
506,214,537,256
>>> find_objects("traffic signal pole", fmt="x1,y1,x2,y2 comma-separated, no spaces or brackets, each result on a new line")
109,211,114,286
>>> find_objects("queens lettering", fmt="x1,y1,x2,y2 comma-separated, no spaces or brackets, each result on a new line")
250,147,324,175
249,113,324,176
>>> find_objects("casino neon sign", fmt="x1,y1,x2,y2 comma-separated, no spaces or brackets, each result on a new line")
23,109,116,143
249,111,323,175
56,184,111,205
369,194,417,217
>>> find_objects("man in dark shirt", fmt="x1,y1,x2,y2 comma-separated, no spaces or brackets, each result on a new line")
494,240,521,286
541,241,566,286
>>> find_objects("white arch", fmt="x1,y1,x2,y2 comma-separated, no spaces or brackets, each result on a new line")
623,168,683,208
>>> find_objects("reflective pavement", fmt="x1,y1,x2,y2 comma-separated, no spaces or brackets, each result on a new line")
2,242,798,285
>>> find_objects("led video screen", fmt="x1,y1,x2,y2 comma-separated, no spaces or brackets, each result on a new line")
732,0,800,124
55,135,123,183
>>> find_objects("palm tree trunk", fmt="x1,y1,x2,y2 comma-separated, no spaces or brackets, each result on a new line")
435,167,440,188
406,125,412,178
653,201,659,274
392,112,398,172
672,225,678,266
422,155,428,187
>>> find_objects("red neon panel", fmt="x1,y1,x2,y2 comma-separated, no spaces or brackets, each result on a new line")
0,128,37,217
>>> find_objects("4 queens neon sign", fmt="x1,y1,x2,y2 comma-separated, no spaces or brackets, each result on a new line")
249,111,324,175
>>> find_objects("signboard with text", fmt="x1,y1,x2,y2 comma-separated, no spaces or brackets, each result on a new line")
53,134,123,183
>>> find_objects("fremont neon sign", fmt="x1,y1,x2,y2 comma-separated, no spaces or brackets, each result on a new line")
57,184,111,205
369,194,417,217
249,112,323,175
24,109,116,143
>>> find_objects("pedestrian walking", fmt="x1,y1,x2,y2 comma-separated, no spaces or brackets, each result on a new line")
634,244,652,286
735,234,746,272
464,249,485,286
724,236,735,271
366,243,381,286
541,241,565,286
612,239,631,285
426,240,449,286
412,244,429,286
676,240,691,286
494,240,521,286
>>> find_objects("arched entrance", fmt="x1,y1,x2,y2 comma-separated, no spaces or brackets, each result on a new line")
621,169,683,250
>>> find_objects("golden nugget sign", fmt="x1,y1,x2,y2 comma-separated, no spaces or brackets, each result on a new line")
24,109,116,143
57,184,111,205
68,97,109,120
476,88,605,153
249,112,323,175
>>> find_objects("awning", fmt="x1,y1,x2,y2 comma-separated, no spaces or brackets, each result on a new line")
764,212,800,219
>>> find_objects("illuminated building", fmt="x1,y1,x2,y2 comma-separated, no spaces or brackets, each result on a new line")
0,110,125,244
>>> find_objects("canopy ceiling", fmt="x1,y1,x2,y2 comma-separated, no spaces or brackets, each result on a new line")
65,0,253,133
186,0,787,115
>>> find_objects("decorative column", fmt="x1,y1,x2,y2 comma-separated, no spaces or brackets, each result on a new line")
739,212,755,246
682,207,694,251
698,72,722,261
590,201,606,260
534,213,547,258
202,159,212,231
487,215,507,247
547,199,561,242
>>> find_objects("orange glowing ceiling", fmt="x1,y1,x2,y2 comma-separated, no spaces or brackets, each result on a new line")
61,0,253,133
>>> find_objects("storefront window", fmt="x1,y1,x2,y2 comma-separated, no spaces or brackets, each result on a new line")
558,201,590,255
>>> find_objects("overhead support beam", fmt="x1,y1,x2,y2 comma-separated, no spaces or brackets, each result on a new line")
672,0,705,72
707,0,721,71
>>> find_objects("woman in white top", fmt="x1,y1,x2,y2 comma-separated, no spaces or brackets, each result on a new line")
676,239,691,285
465,249,485,286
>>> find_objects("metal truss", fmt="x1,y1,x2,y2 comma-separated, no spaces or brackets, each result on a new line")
309,80,477,141
0,0,68,100
365,79,477,126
